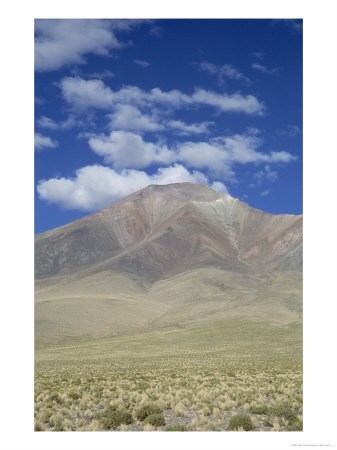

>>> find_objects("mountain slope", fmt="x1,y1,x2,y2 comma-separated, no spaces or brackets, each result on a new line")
35,183,302,281
35,183,302,347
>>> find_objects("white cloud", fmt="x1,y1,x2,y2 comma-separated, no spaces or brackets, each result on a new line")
35,133,58,150
166,120,214,135
190,89,264,115
149,25,163,37
107,105,163,132
176,141,234,180
37,164,212,211
88,131,174,169
277,125,301,137
60,77,265,115
87,131,296,180
176,134,296,180
35,19,143,71
260,189,270,197
252,63,280,75
133,59,151,67
199,62,251,85
210,181,229,194
253,164,278,185
272,19,302,32
107,105,214,135
60,77,115,109
269,151,296,163
69,68,115,80
37,115,76,131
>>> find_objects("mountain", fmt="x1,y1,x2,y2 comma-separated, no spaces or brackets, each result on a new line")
35,183,302,280
35,183,302,346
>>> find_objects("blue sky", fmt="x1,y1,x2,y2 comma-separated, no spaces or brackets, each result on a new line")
35,19,302,233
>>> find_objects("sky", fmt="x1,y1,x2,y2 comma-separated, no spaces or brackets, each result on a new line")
34,19,303,233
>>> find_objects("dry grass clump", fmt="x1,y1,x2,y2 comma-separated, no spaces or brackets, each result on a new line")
228,414,253,431
136,404,162,421
102,405,133,430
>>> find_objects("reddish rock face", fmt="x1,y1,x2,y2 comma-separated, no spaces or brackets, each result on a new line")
35,183,302,281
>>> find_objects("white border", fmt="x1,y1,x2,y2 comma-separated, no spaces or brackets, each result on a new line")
1,1,337,449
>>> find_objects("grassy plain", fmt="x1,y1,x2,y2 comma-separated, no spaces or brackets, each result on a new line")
35,269,302,431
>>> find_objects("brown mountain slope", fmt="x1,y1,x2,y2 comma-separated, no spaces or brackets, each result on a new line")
35,183,302,281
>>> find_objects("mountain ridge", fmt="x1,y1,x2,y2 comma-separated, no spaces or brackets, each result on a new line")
35,183,302,281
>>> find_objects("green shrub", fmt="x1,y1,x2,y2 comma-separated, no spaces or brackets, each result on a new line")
165,424,190,431
49,393,62,403
269,403,303,431
103,406,133,430
228,414,253,431
68,392,80,400
269,403,297,422
136,404,162,421
251,405,269,415
143,413,165,427
286,419,303,431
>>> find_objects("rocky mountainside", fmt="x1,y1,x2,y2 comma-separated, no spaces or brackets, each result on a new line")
35,183,302,282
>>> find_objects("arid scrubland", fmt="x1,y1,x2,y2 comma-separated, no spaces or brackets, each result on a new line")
35,319,302,432
35,360,302,432
35,270,302,432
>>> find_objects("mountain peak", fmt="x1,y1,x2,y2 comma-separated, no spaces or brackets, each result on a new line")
123,182,228,206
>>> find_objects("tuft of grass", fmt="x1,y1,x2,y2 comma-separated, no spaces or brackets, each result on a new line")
269,403,297,422
286,419,303,431
136,404,162,422
251,405,269,415
102,405,133,430
68,392,80,400
34,421,44,431
143,413,165,427
228,414,253,431
269,402,303,431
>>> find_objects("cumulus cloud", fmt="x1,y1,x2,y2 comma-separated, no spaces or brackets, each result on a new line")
252,63,280,75
199,61,251,85
88,131,174,169
190,89,264,114
166,120,214,135
60,77,115,109
106,104,214,135
37,115,76,131
87,131,296,181
35,19,144,71
177,134,295,179
60,76,265,115
107,105,163,132
176,141,234,180
210,181,229,194
35,133,58,150
37,164,212,211
107,105,214,135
